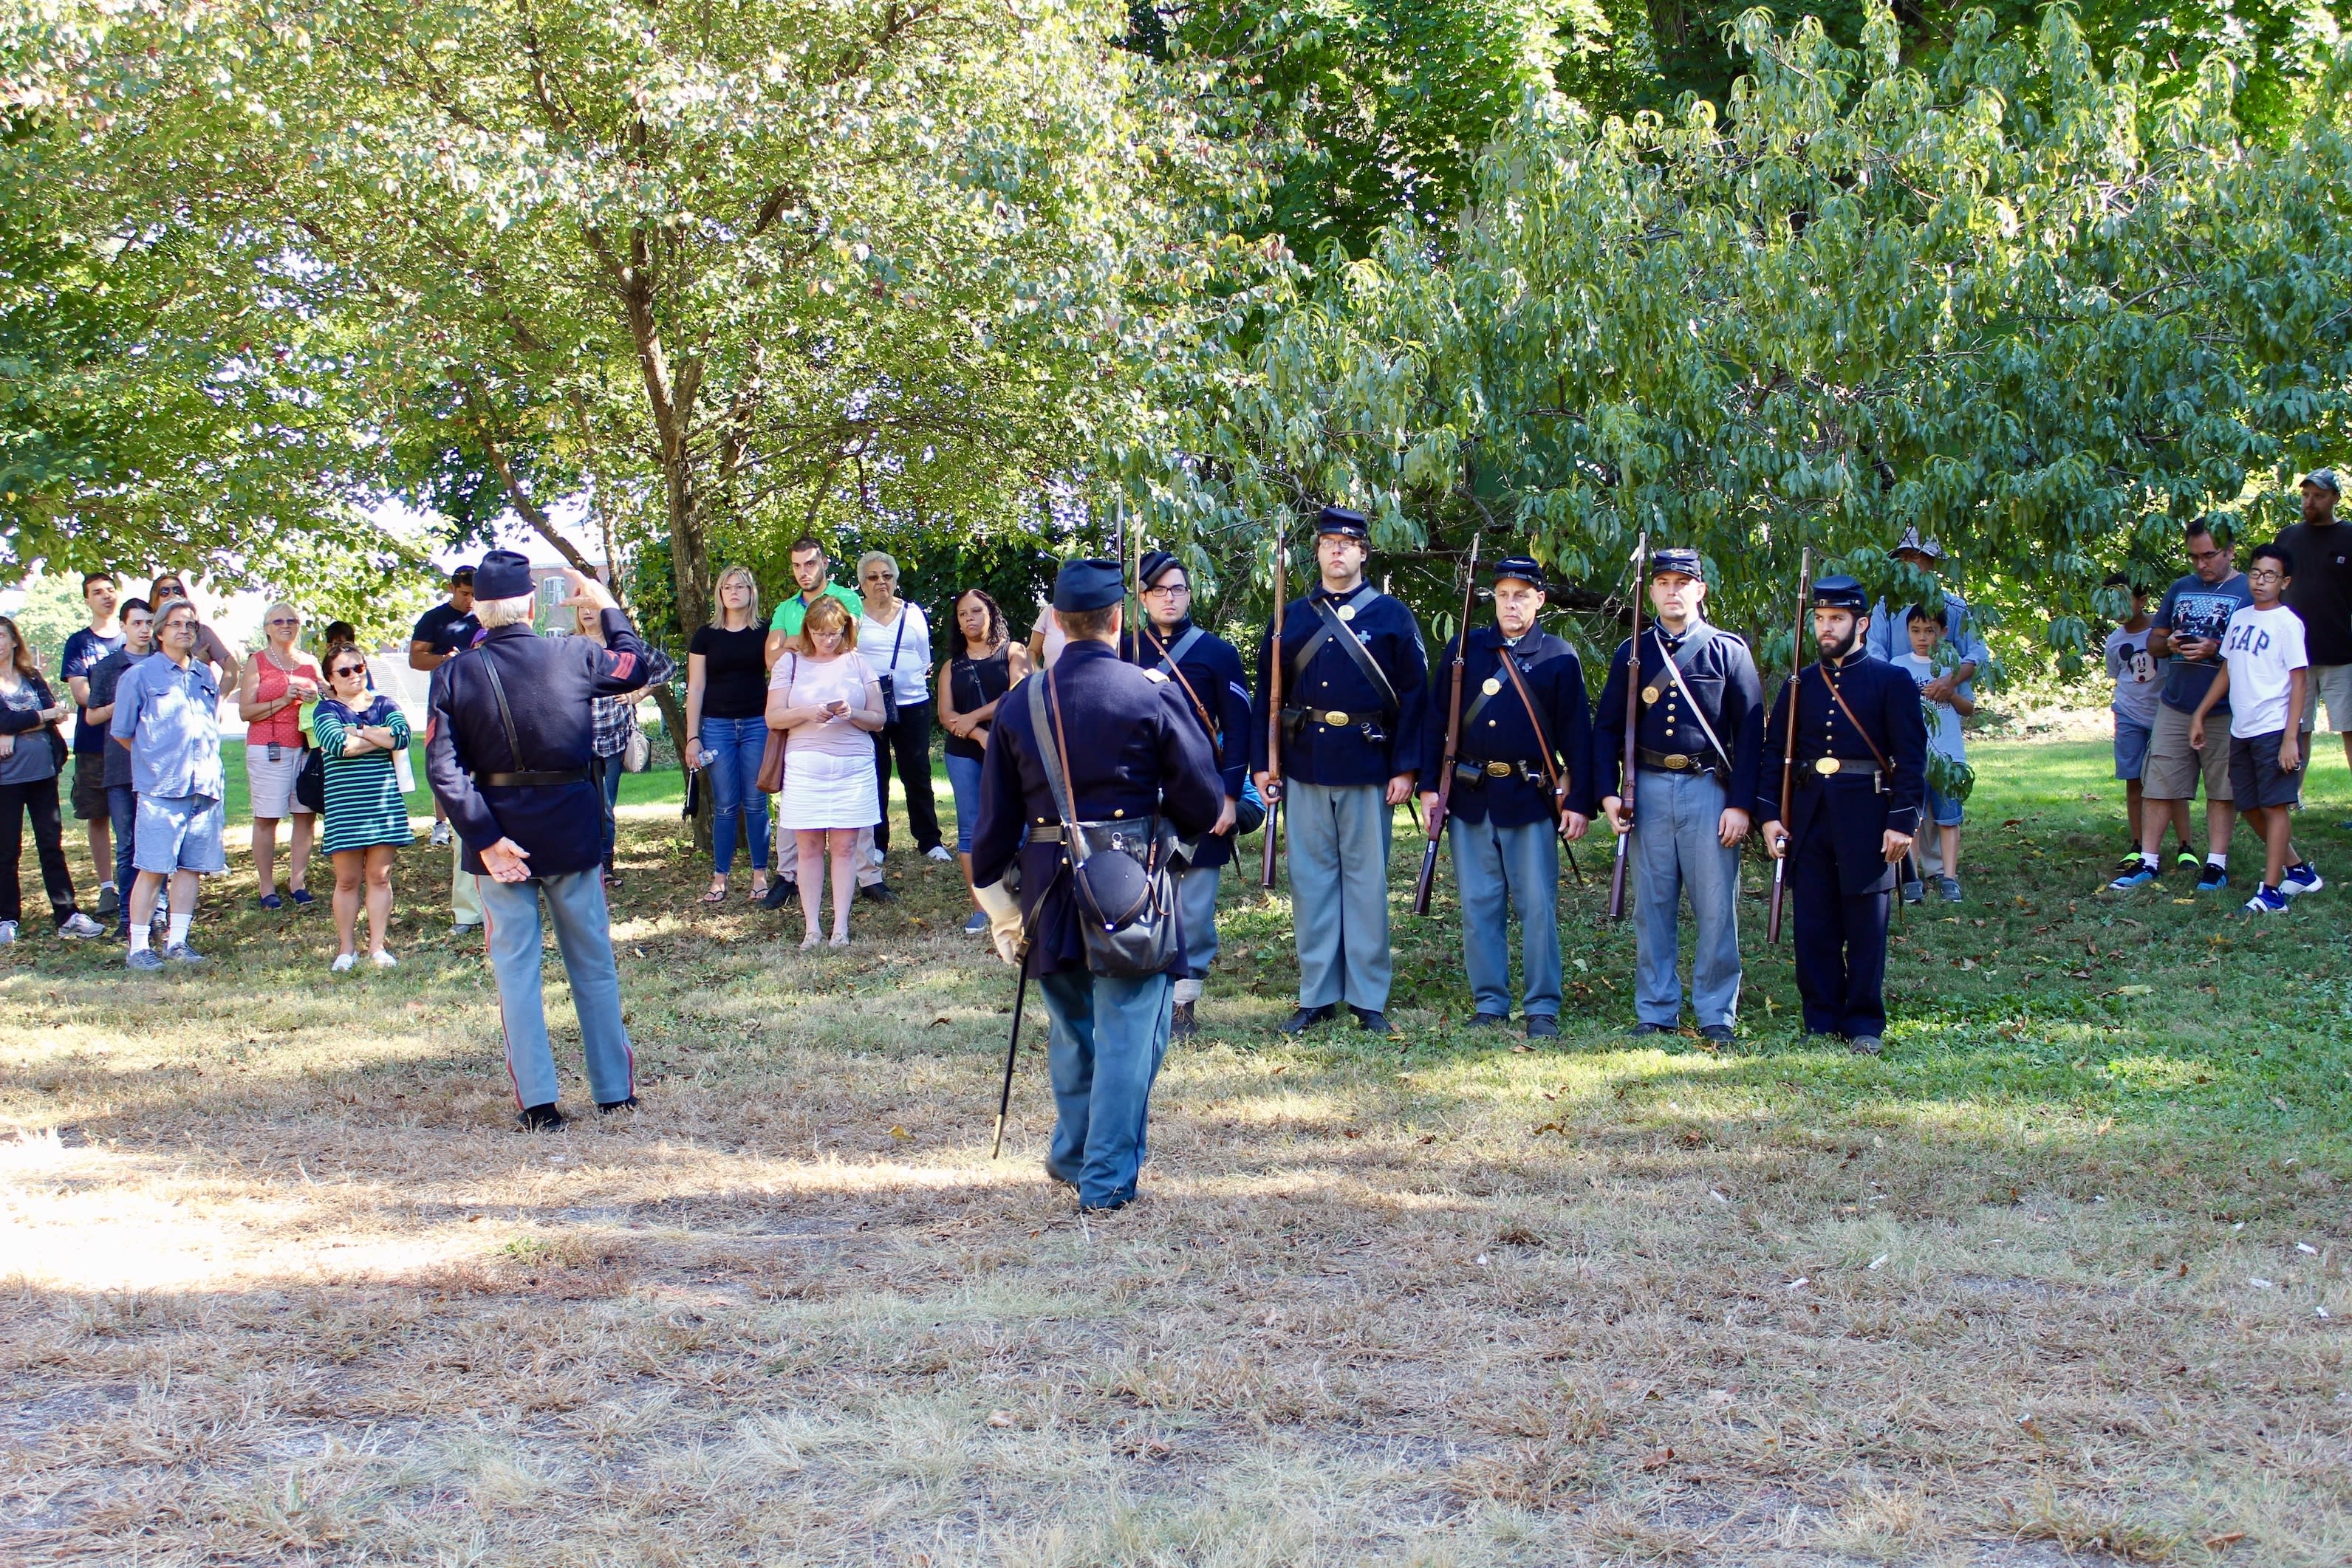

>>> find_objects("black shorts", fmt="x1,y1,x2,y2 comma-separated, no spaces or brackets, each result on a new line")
2228,730,2303,811
69,753,108,820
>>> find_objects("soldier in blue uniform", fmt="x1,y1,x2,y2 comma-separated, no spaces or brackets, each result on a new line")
1417,555,1593,1036
425,553,674,1129
971,559,1221,1211
1124,549,1254,1038
1757,575,1929,1055
1592,547,1765,1044
1250,506,1429,1036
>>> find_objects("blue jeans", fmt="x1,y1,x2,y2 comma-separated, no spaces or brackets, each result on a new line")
1038,967,1173,1208
1286,781,1392,1010
595,753,623,863
701,714,770,874
1630,767,1743,1028
478,868,635,1109
106,784,137,905
1449,814,1562,1018
945,750,984,855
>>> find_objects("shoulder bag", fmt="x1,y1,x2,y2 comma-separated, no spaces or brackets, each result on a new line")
756,654,797,795
1028,670,1180,979
872,610,909,725
294,702,329,815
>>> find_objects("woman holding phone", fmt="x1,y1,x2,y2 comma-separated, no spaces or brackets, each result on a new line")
312,642,413,970
766,596,884,948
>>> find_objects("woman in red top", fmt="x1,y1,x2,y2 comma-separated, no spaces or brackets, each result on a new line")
236,601,321,908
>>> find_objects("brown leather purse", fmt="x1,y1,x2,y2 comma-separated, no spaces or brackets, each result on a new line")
755,654,796,794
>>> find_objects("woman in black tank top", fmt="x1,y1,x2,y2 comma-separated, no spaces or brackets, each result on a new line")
938,589,1032,931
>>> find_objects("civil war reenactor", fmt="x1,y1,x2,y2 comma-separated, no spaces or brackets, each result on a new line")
1251,506,1429,1036
1592,547,1765,1044
1124,549,1254,1038
1417,555,1593,1037
425,552,674,1129
1757,574,1927,1055
971,558,1222,1212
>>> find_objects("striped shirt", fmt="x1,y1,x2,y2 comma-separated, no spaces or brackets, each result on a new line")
312,695,414,853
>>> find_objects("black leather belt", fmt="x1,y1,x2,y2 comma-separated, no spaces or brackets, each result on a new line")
1028,823,1064,843
1456,759,1536,786
1637,747,1717,773
1285,705,1369,728
1797,757,1882,789
483,770,591,787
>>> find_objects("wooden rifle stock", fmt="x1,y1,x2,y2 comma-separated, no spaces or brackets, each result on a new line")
1606,532,1649,920
1412,537,1481,915
1261,527,1285,890
1768,547,1811,945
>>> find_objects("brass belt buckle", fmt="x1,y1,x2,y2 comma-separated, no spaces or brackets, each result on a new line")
1324,709,1350,727
1664,753,1691,770
1814,756,1841,775
1484,761,1513,778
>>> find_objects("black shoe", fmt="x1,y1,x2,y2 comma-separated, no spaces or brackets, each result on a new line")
1169,1001,1197,1038
1698,1024,1736,1046
1079,1198,1132,1213
759,877,795,911
1350,1006,1394,1035
858,882,898,904
1466,1012,1510,1029
516,1103,567,1132
1847,1035,1883,1055
1279,1004,1336,1035
1628,1021,1672,1037
1524,1014,1559,1039
2176,849,2202,873
596,1095,640,1115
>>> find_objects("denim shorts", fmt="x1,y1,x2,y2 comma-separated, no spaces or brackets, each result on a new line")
1925,784,1964,828
134,793,227,875
2113,716,2152,781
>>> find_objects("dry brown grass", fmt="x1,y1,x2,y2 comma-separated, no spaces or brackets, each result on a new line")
2,761,2348,1565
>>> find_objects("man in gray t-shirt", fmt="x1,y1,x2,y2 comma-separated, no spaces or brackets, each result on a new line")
2118,520,2253,894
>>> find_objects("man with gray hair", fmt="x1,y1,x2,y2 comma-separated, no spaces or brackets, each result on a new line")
426,551,673,1130
109,596,225,967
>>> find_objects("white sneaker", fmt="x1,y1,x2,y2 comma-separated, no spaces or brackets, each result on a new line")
370,949,398,969
430,821,451,847
330,951,356,973
0,921,17,945
925,845,952,862
57,912,104,939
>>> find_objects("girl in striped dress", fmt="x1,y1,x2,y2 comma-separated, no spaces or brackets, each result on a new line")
313,643,413,971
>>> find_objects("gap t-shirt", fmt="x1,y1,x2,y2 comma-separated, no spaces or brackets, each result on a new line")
2154,570,2252,713
2219,602,2308,739
2103,625,2161,727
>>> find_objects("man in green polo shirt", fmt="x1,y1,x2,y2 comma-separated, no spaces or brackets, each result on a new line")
759,535,889,910
764,537,864,663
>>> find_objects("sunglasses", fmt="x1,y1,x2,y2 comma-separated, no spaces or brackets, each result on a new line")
331,664,368,679
267,617,300,627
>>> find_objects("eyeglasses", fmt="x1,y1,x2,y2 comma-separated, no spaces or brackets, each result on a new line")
331,664,367,679
2249,566,2286,582
267,617,300,627
2188,546,2226,564
1143,583,1190,598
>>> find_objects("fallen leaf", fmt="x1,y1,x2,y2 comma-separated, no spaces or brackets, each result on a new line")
1640,1446,1677,1471
1510,1044,1532,1053
2204,1533,2246,1547
889,1126,912,1140
986,1411,1016,1428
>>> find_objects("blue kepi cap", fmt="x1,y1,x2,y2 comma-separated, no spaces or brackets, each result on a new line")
1650,547,1704,580
1316,506,1370,538
1811,574,1868,612
474,550,533,600
1053,558,1125,612
1491,555,1548,591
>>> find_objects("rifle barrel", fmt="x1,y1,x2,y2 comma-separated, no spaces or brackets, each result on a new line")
1606,533,1648,921
1767,547,1810,945
1413,537,1480,916
1261,528,1285,890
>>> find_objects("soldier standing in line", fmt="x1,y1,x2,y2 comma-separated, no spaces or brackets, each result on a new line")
1251,507,1429,1037
970,559,1222,1211
1591,547,1765,1045
1757,575,1927,1056
1417,555,1593,1038
1124,549,1253,1038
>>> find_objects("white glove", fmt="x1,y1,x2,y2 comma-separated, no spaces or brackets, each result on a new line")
973,879,1025,965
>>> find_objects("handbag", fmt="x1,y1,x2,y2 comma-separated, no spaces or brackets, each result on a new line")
756,654,796,794
1028,670,1180,979
873,611,909,725
622,724,651,773
295,745,327,815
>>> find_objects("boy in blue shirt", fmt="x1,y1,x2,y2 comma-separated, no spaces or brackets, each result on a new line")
1892,605,1973,902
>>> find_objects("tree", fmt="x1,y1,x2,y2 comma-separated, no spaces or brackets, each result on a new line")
1131,4,2352,674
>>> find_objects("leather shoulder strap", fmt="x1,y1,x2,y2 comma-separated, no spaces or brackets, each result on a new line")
1027,672,1085,863
476,647,528,771
1297,588,1401,719
1495,637,1569,810
1816,663,1893,774
1652,627,1735,773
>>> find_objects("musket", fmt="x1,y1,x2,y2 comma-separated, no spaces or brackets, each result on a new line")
1606,531,1649,921
1260,524,1286,890
1413,536,1481,915
1768,547,1812,944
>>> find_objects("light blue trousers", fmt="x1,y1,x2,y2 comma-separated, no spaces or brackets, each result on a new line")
1038,968,1173,1208
1177,863,1221,979
1286,781,1392,1011
1630,767,1743,1028
1449,814,1562,1018
479,868,635,1109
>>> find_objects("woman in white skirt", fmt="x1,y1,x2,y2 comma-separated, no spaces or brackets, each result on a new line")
767,596,885,947
236,601,321,908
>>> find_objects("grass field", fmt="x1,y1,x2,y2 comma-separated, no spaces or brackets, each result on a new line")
2,734,2347,1564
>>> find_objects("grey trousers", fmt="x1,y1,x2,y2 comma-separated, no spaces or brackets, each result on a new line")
1450,814,1562,1018
1630,767,1743,1028
1286,781,1392,1011
1175,863,1221,1004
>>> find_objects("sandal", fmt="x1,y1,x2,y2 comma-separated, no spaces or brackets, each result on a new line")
701,879,729,904
750,876,770,900
800,931,821,950
829,933,851,948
